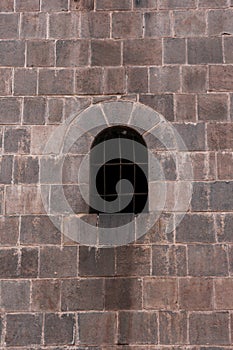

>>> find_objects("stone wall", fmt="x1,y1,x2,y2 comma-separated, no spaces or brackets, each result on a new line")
0,0,233,348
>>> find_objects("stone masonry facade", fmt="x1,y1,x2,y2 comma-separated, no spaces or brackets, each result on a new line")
0,0,233,348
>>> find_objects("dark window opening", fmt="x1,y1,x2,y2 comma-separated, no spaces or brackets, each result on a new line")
90,126,148,215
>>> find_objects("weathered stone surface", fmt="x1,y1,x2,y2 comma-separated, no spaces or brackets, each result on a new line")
118,311,158,345
163,38,186,64
182,66,207,93
23,97,46,125
105,278,142,310
44,313,75,345
188,244,228,276
14,69,37,96
56,40,89,67
198,94,228,121
20,247,39,278
4,127,30,153
113,12,143,38
179,278,213,310
209,65,233,91
96,0,132,10
40,246,77,278
21,13,47,39
27,40,55,67
188,38,223,64
79,312,117,345
61,278,104,311
152,245,187,276
0,41,25,67
123,39,162,65
0,280,30,311
6,314,43,347
159,311,187,344
49,13,79,38
176,214,215,243
174,10,206,36
189,312,230,345
143,278,178,310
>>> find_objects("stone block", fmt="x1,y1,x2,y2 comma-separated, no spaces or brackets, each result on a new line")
123,39,162,65
91,40,121,66
79,312,117,345
215,278,233,309
159,311,187,344
174,10,206,36
104,67,126,94
49,13,79,38
150,66,180,93
0,280,30,311
81,12,110,38
20,215,61,245
96,0,132,10
39,69,74,95
32,280,61,312
198,93,228,121
188,38,223,64
182,66,207,93
207,123,233,151
76,68,103,94
127,67,148,93
175,94,196,121
47,98,63,124
6,314,42,347
176,214,215,243
16,0,40,11
56,40,89,67
0,156,13,184
0,248,18,278
189,312,230,345
188,244,228,276
5,185,45,215
61,278,104,311
112,12,143,38
4,127,30,154
0,216,19,246
0,69,12,96
79,246,115,276
208,9,233,35
163,38,186,64
209,65,233,91
20,13,47,39
139,94,174,121
145,11,171,37
105,278,142,310
0,14,19,39
116,245,151,276
143,278,177,310
27,40,55,67
14,156,39,184
14,68,37,96
41,0,69,11
118,311,158,345
20,247,39,278
152,245,187,276
23,97,46,125
0,98,21,125
0,41,25,67
40,246,77,278
174,123,205,151
179,278,213,310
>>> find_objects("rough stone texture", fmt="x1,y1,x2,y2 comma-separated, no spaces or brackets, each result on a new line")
79,312,117,345
0,1,233,348
6,314,43,346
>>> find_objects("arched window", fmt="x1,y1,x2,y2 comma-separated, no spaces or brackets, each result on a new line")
90,125,148,214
